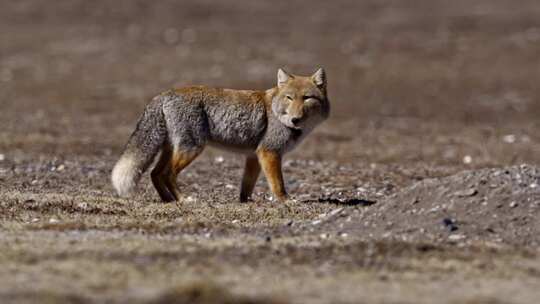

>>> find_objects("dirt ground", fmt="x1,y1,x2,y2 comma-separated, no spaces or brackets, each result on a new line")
1,1,540,303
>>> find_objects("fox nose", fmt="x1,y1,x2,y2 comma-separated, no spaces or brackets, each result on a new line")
291,117,301,125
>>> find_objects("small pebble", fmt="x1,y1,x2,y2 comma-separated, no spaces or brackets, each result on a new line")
448,234,466,241
0,154,5,161
442,218,459,232
502,134,516,143
454,188,477,197
327,208,344,217
320,233,330,239
510,201,518,208
311,219,322,225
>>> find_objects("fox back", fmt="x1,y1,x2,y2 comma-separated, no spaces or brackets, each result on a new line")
166,87,268,152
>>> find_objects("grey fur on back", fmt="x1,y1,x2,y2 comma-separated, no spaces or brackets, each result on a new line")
160,88,268,153
160,87,322,154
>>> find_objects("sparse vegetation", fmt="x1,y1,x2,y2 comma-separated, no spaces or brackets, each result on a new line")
1,1,540,303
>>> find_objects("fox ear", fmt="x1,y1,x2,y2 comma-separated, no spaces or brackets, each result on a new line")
311,68,326,88
277,68,291,87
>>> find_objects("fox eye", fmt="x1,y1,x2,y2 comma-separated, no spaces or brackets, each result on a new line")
285,95,293,101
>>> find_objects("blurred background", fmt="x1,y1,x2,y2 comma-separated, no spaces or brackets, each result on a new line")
1,0,540,168
3,2,540,302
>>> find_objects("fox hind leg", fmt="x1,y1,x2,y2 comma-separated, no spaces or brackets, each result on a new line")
163,147,203,202
151,144,176,202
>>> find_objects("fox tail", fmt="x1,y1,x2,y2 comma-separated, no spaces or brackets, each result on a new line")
111,100,167,197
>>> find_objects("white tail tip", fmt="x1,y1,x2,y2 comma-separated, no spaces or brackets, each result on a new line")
111,154,139,197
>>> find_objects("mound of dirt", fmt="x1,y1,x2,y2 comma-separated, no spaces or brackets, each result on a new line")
331,165,540,247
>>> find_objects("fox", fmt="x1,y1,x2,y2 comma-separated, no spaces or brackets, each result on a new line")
111,68,330,203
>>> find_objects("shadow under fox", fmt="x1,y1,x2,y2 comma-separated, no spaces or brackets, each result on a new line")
112,68,330,202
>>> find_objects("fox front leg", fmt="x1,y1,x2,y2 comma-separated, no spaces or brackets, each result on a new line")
256,149,288,202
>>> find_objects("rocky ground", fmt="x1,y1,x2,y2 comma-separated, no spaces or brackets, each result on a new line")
1,1,540,303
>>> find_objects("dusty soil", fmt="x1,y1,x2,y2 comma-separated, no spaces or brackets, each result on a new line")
1,1,540,303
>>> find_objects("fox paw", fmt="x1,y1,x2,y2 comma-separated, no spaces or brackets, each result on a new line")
276,195,299,205
284,197,299,204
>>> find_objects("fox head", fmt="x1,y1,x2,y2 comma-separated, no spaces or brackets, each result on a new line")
272,68,330,130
